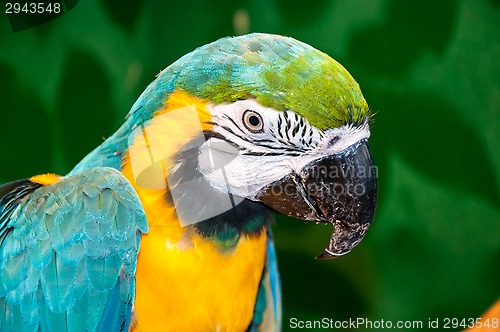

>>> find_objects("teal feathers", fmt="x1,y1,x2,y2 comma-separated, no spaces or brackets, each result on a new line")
127,33,369,131
0,168,147,331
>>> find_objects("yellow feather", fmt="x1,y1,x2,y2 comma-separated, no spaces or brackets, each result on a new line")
123,90,268,331
30,173,61,186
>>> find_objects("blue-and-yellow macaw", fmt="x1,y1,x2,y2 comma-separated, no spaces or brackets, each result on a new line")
0,33,377,331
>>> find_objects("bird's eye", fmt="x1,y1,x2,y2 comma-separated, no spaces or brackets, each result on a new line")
242,110,264,133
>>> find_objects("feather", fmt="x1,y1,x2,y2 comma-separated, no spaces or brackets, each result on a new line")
0,167,147,331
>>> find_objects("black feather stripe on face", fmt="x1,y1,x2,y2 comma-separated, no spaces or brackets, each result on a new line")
165,134,272,251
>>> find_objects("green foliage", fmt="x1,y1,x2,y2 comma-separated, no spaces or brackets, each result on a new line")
0,0,498,331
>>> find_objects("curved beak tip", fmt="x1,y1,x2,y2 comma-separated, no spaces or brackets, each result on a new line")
256,139,377,259
316,250,342,260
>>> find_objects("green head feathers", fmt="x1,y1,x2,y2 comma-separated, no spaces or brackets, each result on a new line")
130,33,369,130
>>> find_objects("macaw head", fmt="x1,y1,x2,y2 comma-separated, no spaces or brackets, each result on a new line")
124,33,377,258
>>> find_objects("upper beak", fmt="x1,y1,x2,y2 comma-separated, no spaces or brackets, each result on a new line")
255,139,377,259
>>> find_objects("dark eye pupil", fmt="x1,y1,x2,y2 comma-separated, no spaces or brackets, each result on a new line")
248,115,260,126
242,110,263,132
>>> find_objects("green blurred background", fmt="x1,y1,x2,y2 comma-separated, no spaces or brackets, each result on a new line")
1,0,499,331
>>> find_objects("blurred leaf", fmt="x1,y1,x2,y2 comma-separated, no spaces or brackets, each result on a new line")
348,0,458,77
0,62,53,182
371,154,500,328
56,48,115,170
274,0,330,25
369,87,499,205
279,251,367,321
100,0,142,33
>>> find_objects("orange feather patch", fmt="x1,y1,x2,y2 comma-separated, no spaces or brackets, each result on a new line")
30,173,61,186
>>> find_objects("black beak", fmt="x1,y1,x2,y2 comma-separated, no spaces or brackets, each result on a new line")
255,139,377,259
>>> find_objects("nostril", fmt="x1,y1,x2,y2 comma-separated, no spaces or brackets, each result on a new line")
328,136,340,147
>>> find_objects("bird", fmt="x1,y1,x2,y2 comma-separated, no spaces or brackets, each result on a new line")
0,33,377,331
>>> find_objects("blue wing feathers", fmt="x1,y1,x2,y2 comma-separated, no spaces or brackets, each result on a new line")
248,230,283,332
267,236,282,328
0,167,147,331
96,280,132,332
0,181,42,247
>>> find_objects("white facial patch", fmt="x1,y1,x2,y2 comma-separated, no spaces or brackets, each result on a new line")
198,100,371,200
319,124,371,153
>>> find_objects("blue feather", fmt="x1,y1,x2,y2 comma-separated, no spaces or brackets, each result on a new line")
0,167,147,331
248,230,283,332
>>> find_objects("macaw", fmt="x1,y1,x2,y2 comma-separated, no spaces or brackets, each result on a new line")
0,33,377,331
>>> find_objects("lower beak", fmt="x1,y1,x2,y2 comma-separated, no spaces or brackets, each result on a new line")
256,139,377,259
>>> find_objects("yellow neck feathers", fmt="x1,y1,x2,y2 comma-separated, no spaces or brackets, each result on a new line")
122,90,268,331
